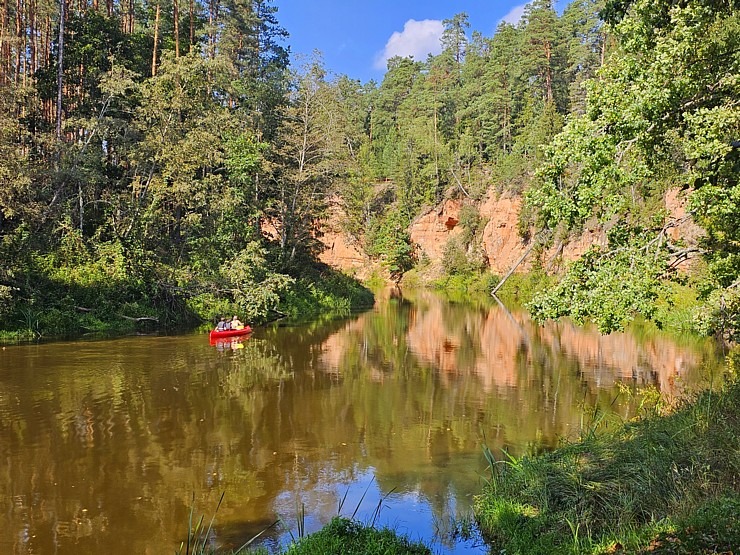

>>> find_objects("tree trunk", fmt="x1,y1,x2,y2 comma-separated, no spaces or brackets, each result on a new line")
78,181,83,231
55,0,64,139
1,0,8,84
208,0,213,58
151,1,160,76
491,230,550,296
544,39,553,103
173,0,179,56
15,0,22,83
29,0,35,75
188,0,193,49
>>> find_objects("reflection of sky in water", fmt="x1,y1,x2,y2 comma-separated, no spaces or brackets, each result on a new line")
0,292,723,555
272,468,486,555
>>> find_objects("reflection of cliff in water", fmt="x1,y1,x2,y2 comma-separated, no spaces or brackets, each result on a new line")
0,291,722,555
322,289,707,397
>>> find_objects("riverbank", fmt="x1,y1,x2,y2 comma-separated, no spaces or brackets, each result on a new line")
402,265,707,341
233,360,738,555
0,261,373,343
474,352,739,554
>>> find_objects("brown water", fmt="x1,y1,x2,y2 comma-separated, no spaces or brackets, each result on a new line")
0,289,723,554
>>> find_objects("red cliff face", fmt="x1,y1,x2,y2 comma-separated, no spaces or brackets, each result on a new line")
408,198,465,262
316,199,368,275
315,189,701,278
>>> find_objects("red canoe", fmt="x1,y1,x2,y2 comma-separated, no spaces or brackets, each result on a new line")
209,326,252,340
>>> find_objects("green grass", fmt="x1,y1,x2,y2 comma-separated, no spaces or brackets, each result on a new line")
179,514,432,555
474,373,740,554
493,271,553,307
281,517,431,555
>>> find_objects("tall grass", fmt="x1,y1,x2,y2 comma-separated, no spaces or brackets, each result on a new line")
181,483,433,555
281,517,431,555
177,493,278,555
475,377,740,554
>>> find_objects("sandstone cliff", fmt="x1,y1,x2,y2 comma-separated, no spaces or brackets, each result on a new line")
317,188,702,279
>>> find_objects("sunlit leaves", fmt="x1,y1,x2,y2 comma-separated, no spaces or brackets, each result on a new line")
224,241,294,320
528,236,666,333
524,0,740,335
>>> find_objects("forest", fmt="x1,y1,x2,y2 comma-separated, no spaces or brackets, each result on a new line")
0,0,738,340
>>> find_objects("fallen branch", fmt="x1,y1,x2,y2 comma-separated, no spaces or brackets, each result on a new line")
118,314,159,323
492,229,552,297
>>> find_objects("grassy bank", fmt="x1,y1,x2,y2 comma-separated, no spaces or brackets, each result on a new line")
180,516,432,555
0,257,373,342
474,359,740,554
277,517,431,555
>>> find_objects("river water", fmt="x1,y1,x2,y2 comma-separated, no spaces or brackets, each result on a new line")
0,289,723,554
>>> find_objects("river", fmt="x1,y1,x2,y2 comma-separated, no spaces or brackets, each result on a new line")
0,289,723,554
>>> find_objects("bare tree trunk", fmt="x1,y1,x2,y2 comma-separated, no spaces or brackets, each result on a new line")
78,181,83,231
188,0,193,49
544,39,553,103
151,1,160,76
491,230,551,297
15,0,22,83
208,0,213,58
55,0,64,139
173,0,179,56
1,0,8,84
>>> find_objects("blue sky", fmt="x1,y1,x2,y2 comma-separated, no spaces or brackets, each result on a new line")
275,1,536,83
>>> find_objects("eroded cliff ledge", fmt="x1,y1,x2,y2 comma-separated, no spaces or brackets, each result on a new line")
317,188,702,279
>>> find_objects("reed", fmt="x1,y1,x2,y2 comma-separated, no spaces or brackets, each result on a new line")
177,493,278,555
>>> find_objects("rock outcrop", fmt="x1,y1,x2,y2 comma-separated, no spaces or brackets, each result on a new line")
316,188,701,278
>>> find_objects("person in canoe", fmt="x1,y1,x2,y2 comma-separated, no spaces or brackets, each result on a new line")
215,317,231,331
230,315,245,330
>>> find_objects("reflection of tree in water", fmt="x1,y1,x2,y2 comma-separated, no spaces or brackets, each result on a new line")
218,338,293,396
0,295,723,555
314,290,722,532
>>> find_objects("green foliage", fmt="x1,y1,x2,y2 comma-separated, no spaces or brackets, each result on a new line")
528,238,666,334
441,237,486,277
432,272,498,299
277,268,374,323
4,0,738,340
494,270,552,307
640,495,740,555
223,242,294,322
365,209,416,282
693,286,740,344
521,0,740,336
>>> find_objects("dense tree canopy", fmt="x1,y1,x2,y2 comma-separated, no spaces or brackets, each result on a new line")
525,0,740,337
0,0,737,339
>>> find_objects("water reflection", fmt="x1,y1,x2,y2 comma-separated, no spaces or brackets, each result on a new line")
0,291,722,554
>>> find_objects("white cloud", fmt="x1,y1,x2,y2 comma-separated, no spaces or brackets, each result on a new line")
374,19,444,70
500,4,526,26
